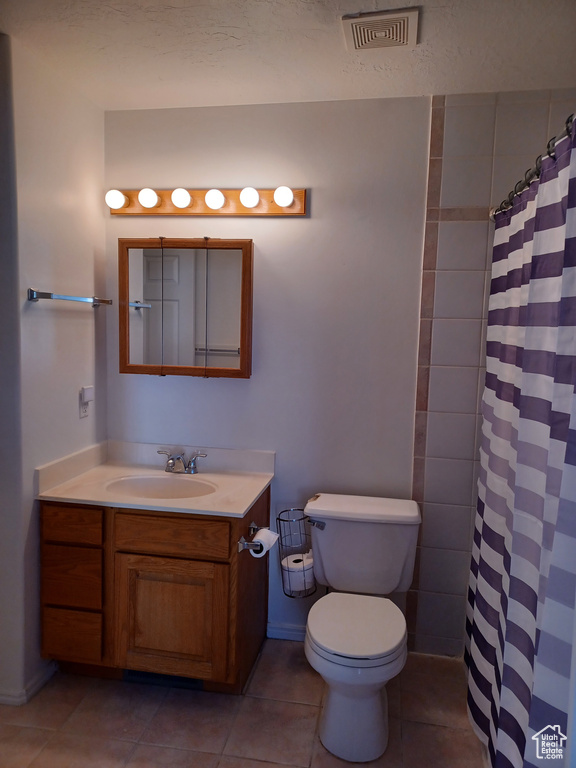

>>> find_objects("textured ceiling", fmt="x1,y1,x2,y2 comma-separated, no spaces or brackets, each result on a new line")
0,0,575,110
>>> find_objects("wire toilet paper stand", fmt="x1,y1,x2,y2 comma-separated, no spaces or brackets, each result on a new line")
277,509,316,598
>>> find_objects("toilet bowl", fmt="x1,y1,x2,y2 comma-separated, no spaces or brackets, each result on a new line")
304,592,407,763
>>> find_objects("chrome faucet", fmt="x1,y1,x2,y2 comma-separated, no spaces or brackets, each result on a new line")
157,449,207,474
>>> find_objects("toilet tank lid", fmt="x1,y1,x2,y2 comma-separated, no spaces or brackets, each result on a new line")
304,493,420,524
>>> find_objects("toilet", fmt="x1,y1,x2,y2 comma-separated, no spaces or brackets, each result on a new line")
303,493,421,763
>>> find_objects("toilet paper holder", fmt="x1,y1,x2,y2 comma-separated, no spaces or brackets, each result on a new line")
237,522,264,553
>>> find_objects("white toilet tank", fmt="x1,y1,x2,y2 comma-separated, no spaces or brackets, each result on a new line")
304,493,421,595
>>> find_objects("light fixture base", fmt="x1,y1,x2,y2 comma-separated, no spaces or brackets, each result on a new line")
107,188,307,216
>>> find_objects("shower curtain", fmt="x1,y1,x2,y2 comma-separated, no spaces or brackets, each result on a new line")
466,119,576,768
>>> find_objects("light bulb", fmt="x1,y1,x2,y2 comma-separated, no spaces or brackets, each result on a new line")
138,188,159,208
240,187,260,209
105,189,128,209
205,189,225,210
171,188,191,208
274,186,294,207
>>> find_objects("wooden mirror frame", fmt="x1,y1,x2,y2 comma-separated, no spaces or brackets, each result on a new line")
118,237,253,378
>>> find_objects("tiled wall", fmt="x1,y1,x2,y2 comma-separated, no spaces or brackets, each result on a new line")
410,89,576,656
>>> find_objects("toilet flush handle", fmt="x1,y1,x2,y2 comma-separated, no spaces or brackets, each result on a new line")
307,518,326,530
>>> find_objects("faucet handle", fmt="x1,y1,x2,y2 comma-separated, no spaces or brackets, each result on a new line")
157,449,174,472
186,451,207,474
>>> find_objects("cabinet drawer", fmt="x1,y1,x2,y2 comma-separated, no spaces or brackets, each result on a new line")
42,544,103,609
42,607,102,662
115,513,230,560
42,504,103,546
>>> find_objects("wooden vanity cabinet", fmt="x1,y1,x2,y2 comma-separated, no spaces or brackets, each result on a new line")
40,486,270,692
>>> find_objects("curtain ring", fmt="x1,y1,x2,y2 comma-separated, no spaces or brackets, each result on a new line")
547,136,556,158
514,179,525,197
535,155,543,176
524,169,533,186
566,113,574,134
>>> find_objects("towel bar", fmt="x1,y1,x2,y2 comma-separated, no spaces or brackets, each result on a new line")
27,289,112,307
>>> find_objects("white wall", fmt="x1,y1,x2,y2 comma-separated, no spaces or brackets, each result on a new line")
0,32,24,703
105,98,430,634
0,37,106,702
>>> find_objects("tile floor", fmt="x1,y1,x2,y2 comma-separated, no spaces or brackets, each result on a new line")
0,640,486,768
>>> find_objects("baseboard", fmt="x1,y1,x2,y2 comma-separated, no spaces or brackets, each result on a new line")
267,622,306,642
0,662,56,706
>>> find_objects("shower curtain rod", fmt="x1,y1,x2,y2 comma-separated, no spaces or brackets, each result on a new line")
491,112,574,219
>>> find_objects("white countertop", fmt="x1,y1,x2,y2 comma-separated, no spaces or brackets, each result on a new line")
38,463,273,518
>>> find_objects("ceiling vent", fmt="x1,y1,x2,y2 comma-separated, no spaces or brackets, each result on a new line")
342,8,419,52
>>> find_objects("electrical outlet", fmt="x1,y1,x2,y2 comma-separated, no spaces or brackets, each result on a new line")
79,401,89,418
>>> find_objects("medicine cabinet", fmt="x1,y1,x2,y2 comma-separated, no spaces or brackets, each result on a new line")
118,238,253,377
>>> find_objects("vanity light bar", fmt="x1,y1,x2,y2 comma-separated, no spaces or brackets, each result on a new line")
105,188,307,216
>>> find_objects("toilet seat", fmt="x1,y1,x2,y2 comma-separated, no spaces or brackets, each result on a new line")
306,592,406,668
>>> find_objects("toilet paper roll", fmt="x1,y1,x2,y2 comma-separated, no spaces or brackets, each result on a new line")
282,551,313,569
249,528,280,558
281,551,315,593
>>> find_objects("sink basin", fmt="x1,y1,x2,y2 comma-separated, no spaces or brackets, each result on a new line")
105,475,217,500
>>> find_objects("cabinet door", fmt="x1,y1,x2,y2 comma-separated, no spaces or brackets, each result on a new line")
115,554,229,681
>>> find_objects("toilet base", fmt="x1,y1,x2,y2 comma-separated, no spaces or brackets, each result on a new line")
319,684,389,762
305,638,407,763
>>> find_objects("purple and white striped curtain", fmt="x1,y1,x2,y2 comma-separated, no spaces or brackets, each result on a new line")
466,119,576,768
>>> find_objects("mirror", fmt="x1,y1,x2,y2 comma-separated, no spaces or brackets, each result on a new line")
119,238,253,377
